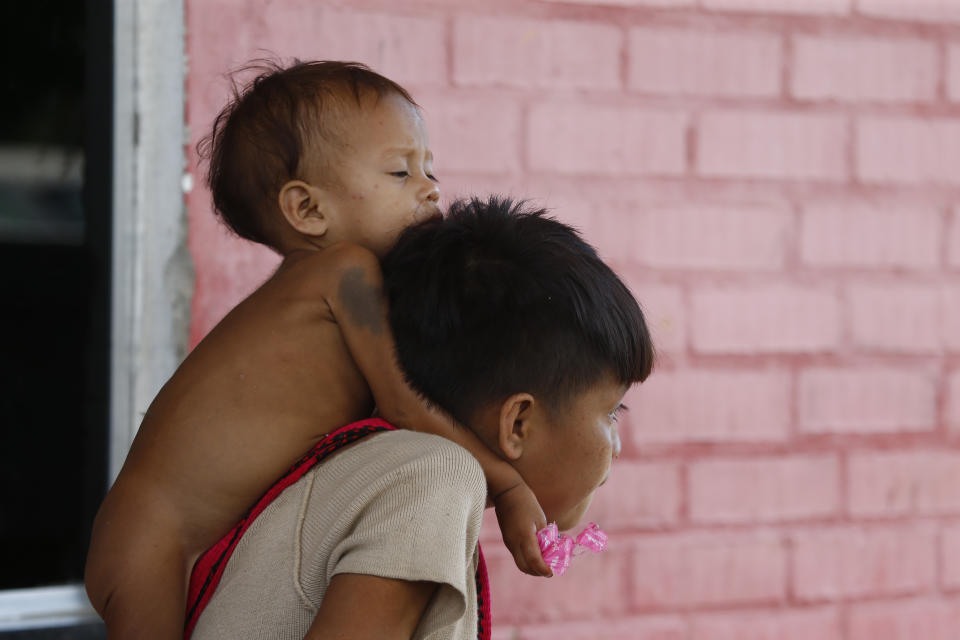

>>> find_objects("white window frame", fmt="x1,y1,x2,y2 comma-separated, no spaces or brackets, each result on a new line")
0,0,189,630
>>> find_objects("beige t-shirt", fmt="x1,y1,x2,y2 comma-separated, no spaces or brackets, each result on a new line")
192,430,487,640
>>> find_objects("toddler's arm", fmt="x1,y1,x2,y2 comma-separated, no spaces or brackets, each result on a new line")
323,243,551,577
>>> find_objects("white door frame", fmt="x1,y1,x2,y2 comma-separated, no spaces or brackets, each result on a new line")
111,0,192,481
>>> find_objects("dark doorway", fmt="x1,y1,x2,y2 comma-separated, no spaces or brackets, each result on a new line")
0,0,112,589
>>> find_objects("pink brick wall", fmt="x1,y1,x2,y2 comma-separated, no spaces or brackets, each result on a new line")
185,1,960,636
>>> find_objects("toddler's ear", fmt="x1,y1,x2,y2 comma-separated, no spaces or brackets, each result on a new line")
278,180,329,238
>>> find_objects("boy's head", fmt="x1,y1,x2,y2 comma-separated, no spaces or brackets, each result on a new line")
382,196,655,529
200,60,440,256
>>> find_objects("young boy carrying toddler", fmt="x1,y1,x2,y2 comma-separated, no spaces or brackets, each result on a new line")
189,195,655,639
85,61,548,639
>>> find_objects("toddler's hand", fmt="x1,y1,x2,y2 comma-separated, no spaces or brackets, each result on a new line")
493,483,552,577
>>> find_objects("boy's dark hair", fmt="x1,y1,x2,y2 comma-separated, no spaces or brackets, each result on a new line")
382,196,654,426
198,60,417,248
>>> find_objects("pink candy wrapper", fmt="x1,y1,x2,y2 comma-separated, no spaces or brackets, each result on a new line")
536,522,608,577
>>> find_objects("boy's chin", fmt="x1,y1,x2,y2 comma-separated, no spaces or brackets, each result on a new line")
553,499,593,532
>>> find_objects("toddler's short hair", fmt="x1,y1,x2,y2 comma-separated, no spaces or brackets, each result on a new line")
198,60,417,247
382,196,655,426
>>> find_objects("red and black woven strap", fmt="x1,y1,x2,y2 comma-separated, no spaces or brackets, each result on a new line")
475,543,492,640
183,418,492,640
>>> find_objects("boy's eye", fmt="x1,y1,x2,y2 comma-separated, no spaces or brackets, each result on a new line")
389,171,409,178
609,404,628,422
427,173,439,183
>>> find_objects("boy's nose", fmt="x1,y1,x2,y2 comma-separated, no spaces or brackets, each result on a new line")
612,427,622,459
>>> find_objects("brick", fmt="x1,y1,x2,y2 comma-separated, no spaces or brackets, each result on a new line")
848,284,941,353
187,3,256,79
625,282,685,353
584,461,680,529
419,95,521,174
949,371,960,433
528,104,687,176
799,368,936,434
849,598,960,640
629,370,791,444
689,455,840,524
792,525,937,600
482,543,629,624
859,0,960,23
541,0,694,5
690,286,841,354
582,201,641,264
792,36,937,103
838,285,960,352
454,16,621,90
950,208,960,267
628,28,781,98
628,204,791,271
630,532,786,607
259,7,446,86
698,110,847,181
857,117,960,185
800,204,941,269
702,0,850,14
948,45,960,102
946,286,960,351
691,608,842,640
518,616,686,640
849,452,960,518
943,523,960,589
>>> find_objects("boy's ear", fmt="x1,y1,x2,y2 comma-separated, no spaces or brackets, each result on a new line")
278,180,330,237
497,393,537,460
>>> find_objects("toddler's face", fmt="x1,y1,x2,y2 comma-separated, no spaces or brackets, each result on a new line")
319,91,440,257
516,378,626,531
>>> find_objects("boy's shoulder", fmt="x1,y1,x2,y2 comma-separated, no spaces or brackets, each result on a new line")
306,429,487,531
313,429,485,504
365,429,485,479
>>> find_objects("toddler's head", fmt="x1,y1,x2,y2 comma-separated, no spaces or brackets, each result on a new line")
382,196,655,529
201,60,440,256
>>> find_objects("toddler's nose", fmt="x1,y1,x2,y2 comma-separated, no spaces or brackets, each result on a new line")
612,427,622,460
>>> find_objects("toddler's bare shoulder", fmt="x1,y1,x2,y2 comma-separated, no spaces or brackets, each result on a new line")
288,243,382,297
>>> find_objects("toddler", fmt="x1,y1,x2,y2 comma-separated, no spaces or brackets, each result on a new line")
85,61,547,639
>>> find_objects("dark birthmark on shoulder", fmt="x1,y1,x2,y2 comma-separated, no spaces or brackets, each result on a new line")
338,266,384,334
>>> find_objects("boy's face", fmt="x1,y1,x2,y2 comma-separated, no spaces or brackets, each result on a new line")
511,378,626,531
317,91,440,257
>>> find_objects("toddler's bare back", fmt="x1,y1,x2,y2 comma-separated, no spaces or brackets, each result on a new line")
86,248,376,622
